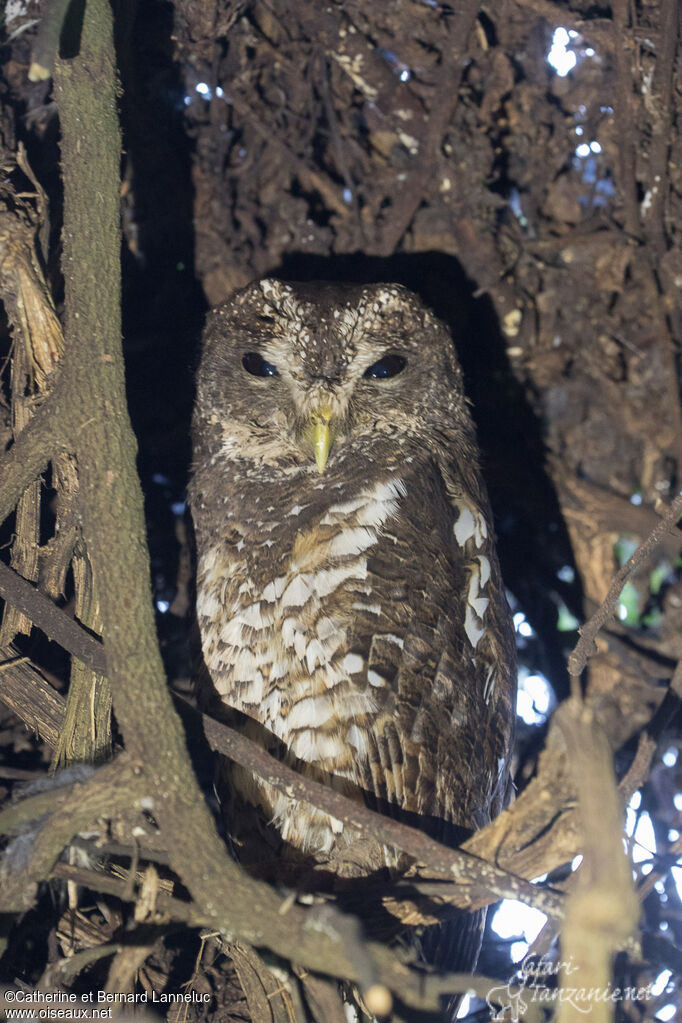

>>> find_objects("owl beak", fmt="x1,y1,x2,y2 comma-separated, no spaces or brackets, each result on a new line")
309,408,334,473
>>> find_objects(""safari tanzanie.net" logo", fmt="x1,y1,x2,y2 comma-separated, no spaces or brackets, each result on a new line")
485,953,660,1022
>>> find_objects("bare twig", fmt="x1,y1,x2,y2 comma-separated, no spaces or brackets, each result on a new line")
644,0,678,257
556,474,682,558
611,0,641,237
49,862,199,923
568,493,682,688
0,560,107,675
375,0,481,255
0,755,145,911
618,659,682,803
636,832,682,902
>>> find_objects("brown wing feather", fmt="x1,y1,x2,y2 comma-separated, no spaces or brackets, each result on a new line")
340,456,515,846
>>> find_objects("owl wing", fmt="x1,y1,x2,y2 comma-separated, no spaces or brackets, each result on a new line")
348,456,516,847
338,456,514,984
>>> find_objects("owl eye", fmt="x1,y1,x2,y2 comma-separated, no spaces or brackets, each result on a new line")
363,354,407,380
242,352,279,377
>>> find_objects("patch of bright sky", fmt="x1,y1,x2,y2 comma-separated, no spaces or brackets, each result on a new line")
547,28,577,77
651,972,672,998
576,141,602,157
377,49,411,81
556,599,579,632
455,993,474,1019
656,1005,676,1022
625,791,656,866
616,578,641,623
517,669,552,725
509,187,528,228
548,26,599,78
491,900,547,962
662,746,678,768
513,611,533,638
625,791,641,827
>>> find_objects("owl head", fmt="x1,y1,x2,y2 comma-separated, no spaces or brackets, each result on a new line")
193,279,471,480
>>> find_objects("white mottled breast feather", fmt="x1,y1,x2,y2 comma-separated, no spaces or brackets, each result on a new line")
195,477,408,850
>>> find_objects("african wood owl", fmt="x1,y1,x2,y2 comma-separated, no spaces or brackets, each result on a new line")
189,279,515,946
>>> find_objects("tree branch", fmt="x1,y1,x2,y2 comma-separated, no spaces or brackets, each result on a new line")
196,698,564,920
0,390,63,525
48,4,446,1003
374,0,481,255
568,493,682,687
0,755,146,912
0,561,107,674
555,700,639,1023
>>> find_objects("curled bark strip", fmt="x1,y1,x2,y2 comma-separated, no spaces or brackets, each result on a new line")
0,206,64,388
0,644,65,747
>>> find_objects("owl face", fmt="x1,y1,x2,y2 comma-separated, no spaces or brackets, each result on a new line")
194,279,467,479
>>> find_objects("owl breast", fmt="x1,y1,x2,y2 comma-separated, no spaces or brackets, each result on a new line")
191,278,516,946
196,475,409,852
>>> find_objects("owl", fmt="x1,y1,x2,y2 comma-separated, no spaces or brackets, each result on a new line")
189,279,516,972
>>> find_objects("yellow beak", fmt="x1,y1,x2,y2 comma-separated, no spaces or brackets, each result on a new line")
309,408,334,473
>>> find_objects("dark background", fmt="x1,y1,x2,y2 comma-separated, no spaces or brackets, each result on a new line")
1,0,681,1018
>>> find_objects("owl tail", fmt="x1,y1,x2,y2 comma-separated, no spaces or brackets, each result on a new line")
418,907,486,1022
